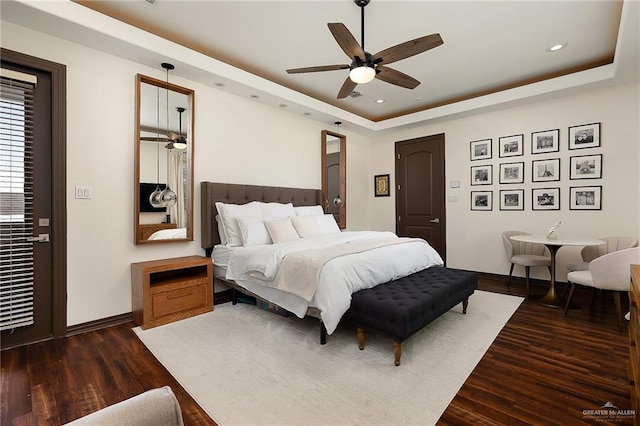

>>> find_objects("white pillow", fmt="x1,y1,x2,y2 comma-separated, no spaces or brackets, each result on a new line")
294,205,324,216
215,201,262,246
260,202,296,218
215,215,227,245
264,218,300,244
291,215,322,238
315,214,341,234
236,217,272,246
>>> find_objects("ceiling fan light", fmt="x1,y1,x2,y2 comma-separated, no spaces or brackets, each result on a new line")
349,66,376,84
173,139,187,149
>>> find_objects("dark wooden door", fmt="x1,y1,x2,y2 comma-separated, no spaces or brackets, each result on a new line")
1,50,66,349
395,134,446,262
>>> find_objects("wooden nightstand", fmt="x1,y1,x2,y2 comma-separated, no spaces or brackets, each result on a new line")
131,255,213,329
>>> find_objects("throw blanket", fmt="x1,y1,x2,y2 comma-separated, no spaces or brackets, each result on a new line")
278,237,422,301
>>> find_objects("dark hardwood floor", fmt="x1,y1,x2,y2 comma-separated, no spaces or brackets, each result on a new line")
1,276,634,425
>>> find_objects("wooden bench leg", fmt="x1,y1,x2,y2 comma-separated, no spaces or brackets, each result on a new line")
393,342,402,366
462,298,469,314
356,327,365,350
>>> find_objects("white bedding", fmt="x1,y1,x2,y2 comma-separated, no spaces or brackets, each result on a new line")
147,227,186,240
222,231,444,334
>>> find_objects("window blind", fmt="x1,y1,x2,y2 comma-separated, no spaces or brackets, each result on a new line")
0,69,36,331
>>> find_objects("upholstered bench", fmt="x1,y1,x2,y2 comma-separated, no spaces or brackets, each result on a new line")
345,266,478,366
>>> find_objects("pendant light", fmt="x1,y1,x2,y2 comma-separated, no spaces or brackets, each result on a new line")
148,83,164,208
158,62,177,208
173,107,187,149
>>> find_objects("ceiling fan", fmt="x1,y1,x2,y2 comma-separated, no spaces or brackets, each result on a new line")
286,0,443,99
140,107,187,149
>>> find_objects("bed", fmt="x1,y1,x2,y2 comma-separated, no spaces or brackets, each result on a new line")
200,181,444,342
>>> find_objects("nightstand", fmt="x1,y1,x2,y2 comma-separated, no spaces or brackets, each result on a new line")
131,255,213,329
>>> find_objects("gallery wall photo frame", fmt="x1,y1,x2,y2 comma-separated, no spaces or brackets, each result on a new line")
499,162,524,184
531,129,560,154
532,158,561,182
471,164,493,185
470,138,492,161
569,154,602,180
569,185,602,210
471,191,493,211
532,187,560,210
498,134,524,158
499,189,524,211
569,122,600,150
374,174,390,197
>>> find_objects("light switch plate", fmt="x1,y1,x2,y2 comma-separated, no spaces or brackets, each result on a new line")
75,186,92,199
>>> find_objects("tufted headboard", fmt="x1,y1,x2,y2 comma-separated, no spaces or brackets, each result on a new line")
200,181,322,251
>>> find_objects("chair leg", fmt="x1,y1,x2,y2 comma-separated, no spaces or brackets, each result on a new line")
613,291,623,332
507,263,515,291
589,288,597,312
524,266,531,296
564,283,576,316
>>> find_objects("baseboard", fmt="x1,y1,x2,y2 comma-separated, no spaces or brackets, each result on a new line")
66,312,132,336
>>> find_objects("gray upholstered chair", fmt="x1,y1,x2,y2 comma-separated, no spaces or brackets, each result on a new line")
65,386,184,425
564,247,640,331
566,236,639,272
502,231,551,295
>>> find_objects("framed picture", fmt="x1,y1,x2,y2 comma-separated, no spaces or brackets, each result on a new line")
500,189,524,210
532,187,560,210
531,129,559,154
532,158,560,182
471,191,492,211
499,162,524,184
569,122,600,150
498,134,524,157
470,164,492,185
570,154,602,180
374,174,390,197
470,139,492,161
570,185,602,210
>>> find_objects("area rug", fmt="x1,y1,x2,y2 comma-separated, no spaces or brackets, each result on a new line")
134,290,523,426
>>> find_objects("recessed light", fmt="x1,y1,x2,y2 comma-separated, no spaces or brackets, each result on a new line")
414,98,422,103
303,112,311,116
250,94,260,99
375,99,385,104
279,104,288,108
214,82,225,87
547,43,567,52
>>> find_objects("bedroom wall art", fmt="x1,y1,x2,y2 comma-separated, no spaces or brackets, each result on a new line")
468,122,603,211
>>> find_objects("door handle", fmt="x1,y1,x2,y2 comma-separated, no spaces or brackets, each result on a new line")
26,234,50,243
429,218,440,224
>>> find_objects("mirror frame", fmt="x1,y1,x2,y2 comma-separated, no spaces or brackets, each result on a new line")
134,73,195,244
321,130,346,229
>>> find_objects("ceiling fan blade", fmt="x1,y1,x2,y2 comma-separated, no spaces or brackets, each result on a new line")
141,136,172,142
376,65,421,89
328,23,366,60
337,77,357,99
373,33,443,65
286,64,350,74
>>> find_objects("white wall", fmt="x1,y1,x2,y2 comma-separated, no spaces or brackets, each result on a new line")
1,21,373,326
369,82,640,281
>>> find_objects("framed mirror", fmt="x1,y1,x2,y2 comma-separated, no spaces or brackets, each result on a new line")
321,130,346,229
134,73,194,244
